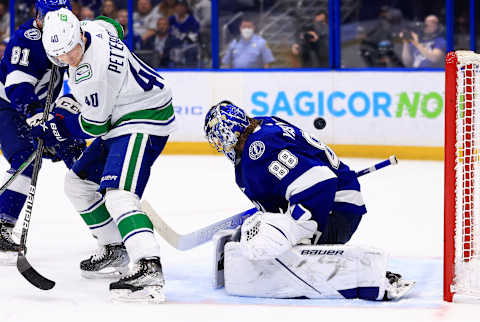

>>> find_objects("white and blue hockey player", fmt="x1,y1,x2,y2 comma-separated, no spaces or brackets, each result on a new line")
204,101,415,300
0,0,85,264
30,8,176,303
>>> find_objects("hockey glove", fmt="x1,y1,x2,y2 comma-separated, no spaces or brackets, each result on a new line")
27,111,67,146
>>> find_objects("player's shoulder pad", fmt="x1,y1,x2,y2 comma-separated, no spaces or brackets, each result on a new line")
12,20,42,46
242,120,286,164
94,16,124,40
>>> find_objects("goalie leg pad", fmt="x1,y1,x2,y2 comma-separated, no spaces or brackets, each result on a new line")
212,228,240,289
105,189,161,264
224,243,389,300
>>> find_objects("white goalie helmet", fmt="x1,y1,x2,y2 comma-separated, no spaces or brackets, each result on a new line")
42,8,83,66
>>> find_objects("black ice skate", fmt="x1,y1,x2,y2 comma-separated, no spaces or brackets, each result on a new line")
109,257,165,303
80,243,129,279
383,271,416,300
0,219,20,265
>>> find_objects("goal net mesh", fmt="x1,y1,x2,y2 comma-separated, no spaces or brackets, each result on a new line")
453,51,480,297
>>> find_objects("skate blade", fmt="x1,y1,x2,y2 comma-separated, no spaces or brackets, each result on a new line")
110,286,166,304
81,266,129,279
0,252,17,266
389,280,416,300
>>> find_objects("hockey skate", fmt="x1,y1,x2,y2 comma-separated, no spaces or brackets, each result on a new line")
0,219,20,265
384,271,416,300
80,243,130,279
109,257,166,303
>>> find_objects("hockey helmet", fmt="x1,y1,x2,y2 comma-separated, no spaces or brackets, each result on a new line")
35,0,72,20
42,8,83,67
204,101,250,163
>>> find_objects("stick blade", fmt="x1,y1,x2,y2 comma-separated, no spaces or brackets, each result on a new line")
17,255,55,290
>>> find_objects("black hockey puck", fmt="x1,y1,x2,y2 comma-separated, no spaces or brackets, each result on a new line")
313,117,326,130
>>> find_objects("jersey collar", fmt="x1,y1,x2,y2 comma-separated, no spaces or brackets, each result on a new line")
84,31,92,52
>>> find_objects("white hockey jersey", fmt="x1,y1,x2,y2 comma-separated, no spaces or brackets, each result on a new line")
67,20,176,139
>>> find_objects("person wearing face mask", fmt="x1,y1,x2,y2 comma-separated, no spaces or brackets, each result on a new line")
291,10,329,68
222,17,275,69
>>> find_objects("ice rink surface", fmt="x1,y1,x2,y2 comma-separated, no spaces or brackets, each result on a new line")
1,155,480,322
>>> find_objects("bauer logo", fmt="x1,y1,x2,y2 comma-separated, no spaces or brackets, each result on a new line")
101,175,118,182
250,90,443,119
300,249,344,256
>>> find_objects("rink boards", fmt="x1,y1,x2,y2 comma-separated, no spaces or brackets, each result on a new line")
155,71,444,160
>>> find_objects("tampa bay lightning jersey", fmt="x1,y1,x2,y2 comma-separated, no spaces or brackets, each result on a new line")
235,117,367,233
0,19,63,113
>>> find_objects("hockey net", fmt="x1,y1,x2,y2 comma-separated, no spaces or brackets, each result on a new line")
445,51,480,302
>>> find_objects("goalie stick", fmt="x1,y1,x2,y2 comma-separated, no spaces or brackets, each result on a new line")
142,155,399,251
16,65,59,291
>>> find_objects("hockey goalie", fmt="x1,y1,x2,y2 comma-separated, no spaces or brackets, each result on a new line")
205,101,415,301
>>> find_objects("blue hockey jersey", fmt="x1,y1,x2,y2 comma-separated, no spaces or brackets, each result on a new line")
235,117,367,234
0,19,63,113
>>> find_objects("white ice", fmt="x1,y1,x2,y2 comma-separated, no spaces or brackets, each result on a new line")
1,155,480,322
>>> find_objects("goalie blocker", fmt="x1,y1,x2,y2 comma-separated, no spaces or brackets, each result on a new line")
213,230,415,300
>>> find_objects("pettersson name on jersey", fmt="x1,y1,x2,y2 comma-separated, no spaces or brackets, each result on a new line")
107,31,124,75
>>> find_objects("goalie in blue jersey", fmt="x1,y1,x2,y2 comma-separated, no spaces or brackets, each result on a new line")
204,101,415,300
0,0,85,264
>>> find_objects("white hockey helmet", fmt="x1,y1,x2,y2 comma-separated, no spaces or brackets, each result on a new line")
42,8,83,66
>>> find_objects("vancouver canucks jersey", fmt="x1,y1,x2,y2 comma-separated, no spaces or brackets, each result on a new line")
235,117,366,233
0,19,63,113
65,20,176,140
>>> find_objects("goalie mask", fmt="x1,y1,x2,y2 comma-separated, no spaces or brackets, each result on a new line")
42,8,84,67
35,0,72,21
204,101,250,163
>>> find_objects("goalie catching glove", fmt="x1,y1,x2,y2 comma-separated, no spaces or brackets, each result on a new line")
239,204,318,261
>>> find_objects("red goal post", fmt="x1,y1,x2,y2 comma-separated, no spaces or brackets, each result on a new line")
444,50,480,302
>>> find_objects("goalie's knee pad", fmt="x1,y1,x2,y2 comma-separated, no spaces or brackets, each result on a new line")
64,170,102,211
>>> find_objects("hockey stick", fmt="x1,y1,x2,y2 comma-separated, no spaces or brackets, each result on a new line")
143,155,398,251
16,65,59,291
0,150,38,195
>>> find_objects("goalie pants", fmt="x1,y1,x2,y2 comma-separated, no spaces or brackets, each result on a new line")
0,108,84,224
316,211,363,244
64,133,168,263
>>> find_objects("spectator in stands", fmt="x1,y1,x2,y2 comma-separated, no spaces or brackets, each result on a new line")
193,0,211,63
116,8,143,49
155,0,178,19
400,15,446,68
134,0,161,49
81,6,95,20
0,41,6,60
359,6,404,67
100,0,117,18
79,0,102,14
222,17,275,69
291,10,329,68
0,3,10,43
70,2,82,19
154,17,182,67
168,0,200,67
